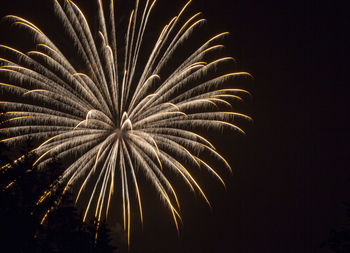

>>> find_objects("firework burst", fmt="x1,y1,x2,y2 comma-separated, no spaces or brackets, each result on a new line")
0,0,252,243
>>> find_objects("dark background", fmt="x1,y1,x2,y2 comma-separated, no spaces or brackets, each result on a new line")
0,0,347,252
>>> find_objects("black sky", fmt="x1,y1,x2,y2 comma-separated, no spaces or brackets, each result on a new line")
0,0,347,252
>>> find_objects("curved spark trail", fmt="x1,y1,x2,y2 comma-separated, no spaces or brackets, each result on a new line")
0,0,252,243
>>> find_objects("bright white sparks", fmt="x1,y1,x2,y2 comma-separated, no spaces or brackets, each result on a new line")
0,0,252,243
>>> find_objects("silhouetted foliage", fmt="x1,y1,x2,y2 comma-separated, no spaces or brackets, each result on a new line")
326,202,350,253
35,194,116,253
0,139,117,252
0,189,38,252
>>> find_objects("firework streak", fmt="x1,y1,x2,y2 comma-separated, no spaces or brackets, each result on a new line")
0,0,252,244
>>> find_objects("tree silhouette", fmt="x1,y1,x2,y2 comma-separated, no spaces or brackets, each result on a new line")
35,193,116,253
326,202,350,253
0,138,117,253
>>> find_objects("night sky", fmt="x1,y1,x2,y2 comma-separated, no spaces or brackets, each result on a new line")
0,0,347,252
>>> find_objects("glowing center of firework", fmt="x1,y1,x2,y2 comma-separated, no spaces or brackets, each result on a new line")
119,112,133,135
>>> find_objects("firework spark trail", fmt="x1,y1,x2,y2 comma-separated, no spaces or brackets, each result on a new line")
0,0,252,243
